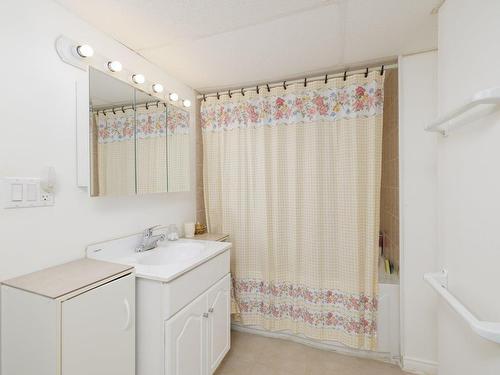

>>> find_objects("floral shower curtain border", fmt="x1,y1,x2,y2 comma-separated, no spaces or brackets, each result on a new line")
201,79,383,132
97,105,190,144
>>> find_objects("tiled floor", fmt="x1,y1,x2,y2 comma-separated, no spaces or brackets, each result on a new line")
215,331,410,375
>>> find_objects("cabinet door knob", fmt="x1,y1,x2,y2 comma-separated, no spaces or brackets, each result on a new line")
208,308,214,313
203,313,209,318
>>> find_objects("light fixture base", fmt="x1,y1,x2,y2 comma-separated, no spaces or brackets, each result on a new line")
55,35,88,72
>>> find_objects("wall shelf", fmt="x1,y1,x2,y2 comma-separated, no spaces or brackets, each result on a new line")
426,87,500,135
424,270,500,344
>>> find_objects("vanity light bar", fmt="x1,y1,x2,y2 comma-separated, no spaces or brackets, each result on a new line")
70,40,192,108
169,92,179,102
132,74,145,84
152,83,164,93
107,61,123,72
76,44,94,58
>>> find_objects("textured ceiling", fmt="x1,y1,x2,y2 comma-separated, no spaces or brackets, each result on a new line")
55,0,440,93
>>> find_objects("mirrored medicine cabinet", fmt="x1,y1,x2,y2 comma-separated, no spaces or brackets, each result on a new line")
88,67,190,197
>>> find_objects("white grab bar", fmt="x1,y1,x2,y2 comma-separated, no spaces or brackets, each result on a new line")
424,270,500,344
425,87,500,135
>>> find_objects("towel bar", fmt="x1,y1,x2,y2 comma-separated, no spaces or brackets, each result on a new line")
424,270,500,344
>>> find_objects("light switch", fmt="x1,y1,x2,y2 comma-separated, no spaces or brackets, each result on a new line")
27,184,38,201
11,184,23,201
3,177,54,209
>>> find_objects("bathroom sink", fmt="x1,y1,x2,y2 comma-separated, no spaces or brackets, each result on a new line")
138,243,205,265
87,238,231,283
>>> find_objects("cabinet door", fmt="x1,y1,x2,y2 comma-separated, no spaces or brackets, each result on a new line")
61,274,135,375
207,274,231,374
165,293,208,375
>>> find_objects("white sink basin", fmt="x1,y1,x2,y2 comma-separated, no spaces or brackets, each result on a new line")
138,243,205,265
87,238,231,283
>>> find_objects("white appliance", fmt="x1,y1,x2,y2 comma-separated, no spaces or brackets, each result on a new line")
1,259,135,375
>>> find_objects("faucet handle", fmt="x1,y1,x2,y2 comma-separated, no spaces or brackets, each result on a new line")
144,225,162,238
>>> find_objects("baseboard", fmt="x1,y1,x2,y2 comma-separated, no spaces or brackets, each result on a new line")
402,356,438,375
232,323,401,366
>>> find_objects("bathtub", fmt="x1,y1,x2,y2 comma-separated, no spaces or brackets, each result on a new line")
377,265,400,361
232,262,400,364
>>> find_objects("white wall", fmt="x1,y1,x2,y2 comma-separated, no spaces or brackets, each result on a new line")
399,51,439,374
0,0,197,281
437,1,500,374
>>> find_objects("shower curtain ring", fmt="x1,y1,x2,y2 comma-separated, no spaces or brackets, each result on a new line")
324,74,328,84
146,102,149,110
304,77,307,87
266,84,270,92
216,92,220,100
203,94,206,102
156,101,159,108
228,90,232,98
365,67,369,78
283,81,287,90
380,65,385,75
112,108,116,115
343,71,347,81
121,106,125,113
256,85,259,94
241,88,245,96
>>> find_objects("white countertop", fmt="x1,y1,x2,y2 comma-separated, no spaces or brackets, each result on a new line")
87,238,231,283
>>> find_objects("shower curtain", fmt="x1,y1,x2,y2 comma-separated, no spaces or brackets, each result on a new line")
166,105,191,192
94,105,190,195
95,110,136,196
201,71,384,350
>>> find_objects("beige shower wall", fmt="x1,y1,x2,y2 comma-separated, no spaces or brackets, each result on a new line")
380,70,399,269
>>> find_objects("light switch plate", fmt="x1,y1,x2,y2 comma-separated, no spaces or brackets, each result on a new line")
26,183,38,201
2,177,55,209
11,183,23,201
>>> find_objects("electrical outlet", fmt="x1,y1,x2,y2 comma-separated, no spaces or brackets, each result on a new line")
40,192,54,205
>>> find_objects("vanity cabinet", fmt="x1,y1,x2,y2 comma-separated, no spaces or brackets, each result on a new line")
0,259,135,375
135,248,231,375
165,275,231,375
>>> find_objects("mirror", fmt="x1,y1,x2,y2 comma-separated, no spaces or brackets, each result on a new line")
89,67,190,197
134,88,168,195
166,104,190,192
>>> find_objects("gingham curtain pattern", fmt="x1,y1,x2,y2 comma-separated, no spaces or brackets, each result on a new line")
201,72,384,350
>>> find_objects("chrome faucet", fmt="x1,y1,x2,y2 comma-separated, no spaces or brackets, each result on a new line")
136,225,166,252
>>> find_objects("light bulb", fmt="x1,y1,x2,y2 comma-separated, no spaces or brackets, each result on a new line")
76,44,94,58
107,61,122,72
183,99,191,108
169,92,179,102
132,74,145,84
152,83,164,93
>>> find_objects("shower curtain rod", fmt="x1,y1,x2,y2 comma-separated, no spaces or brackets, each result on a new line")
197,63,397,100
92,100,166,115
